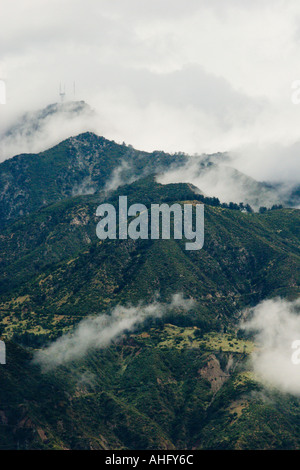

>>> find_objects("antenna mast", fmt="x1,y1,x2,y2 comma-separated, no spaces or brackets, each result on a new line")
59,82,66,103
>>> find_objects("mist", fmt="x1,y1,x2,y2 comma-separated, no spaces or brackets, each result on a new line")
241,297,300,396
104,160,136,193
0,101,98,162
33,293,195,371
1,0,300,189
156,157,286,210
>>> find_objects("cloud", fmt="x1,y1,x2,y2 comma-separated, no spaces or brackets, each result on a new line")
241,297,300,396
1,0,300,185
104,160,135,193
33,293,195,370
231,142,300,183
156,157,285,210
0,101,97,161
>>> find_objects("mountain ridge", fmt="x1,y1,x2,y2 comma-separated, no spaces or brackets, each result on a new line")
0,177,298,342
0,106,299,450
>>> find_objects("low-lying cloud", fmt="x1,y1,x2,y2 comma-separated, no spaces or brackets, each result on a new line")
33,293,195,371
0,101,97,162
2,0,300,180
157,157,285,210
241,297,300,396
104,160,136,193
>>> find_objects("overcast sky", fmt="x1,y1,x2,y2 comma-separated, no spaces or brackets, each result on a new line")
1,0,300,181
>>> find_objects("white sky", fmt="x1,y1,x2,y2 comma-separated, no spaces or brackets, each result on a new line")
1,0,300,180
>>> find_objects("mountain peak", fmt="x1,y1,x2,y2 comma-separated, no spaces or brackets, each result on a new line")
0,101,96,162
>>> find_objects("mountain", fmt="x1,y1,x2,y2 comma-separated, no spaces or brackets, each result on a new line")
0,128,296,231
1,334,300,450
157,161,288,211
0,176,299,449
0,177,299,343
1,107,299,233
0,101,95,162
0,132,187,229
0,119,299,450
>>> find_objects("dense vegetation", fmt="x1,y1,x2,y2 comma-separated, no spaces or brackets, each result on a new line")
1,328,300,450
0,135,299,450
